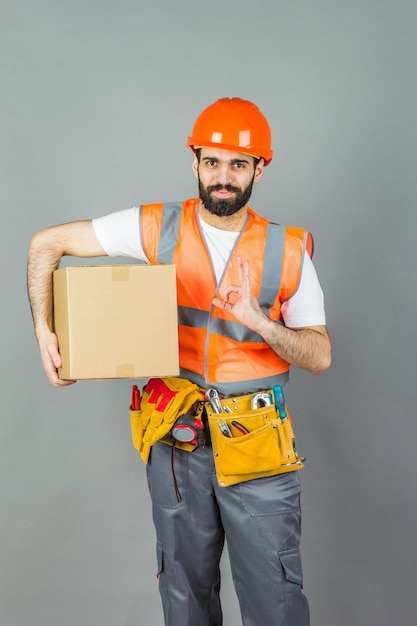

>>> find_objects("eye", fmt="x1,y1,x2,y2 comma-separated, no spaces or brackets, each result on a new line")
203,159,218,168
232,160,249,169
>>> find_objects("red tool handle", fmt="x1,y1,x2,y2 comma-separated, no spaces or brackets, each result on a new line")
131,385,141,410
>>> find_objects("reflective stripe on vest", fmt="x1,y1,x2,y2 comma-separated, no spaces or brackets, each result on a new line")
179,367,290,397
157,202,182,263
259,222,285,315
140,199,307,396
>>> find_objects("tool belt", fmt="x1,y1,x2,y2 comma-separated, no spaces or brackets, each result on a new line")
129,377,305,487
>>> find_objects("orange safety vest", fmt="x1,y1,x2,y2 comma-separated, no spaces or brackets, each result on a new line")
141,198,312,396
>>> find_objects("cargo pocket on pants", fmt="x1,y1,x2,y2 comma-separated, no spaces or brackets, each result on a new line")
279,547,310,624
156,540,172,622
156,540,164,579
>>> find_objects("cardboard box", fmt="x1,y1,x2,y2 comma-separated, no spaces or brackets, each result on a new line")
53,264,179,380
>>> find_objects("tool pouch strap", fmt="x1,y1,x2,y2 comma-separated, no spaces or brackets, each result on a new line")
129,377,205,463
206,392,305,487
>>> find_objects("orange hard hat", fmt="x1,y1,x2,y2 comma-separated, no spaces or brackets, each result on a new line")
187,97,273,166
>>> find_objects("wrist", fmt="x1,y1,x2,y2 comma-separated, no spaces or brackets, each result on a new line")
35,323,54,343
252,311,278,339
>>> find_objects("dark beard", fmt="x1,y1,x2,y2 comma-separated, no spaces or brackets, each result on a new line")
198,178,254,217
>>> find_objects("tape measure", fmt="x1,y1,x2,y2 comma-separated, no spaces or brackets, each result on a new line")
171,414,206,446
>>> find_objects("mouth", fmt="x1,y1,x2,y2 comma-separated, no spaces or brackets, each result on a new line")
212,189,235,199
210,185,240,200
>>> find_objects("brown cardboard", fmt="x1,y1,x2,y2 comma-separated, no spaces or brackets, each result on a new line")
53,264,179,380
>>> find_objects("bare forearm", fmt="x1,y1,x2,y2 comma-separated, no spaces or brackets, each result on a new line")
27,220,106,338
256,316,331,374
28,232,64,338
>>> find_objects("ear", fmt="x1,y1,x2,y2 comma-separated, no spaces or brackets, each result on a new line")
253,158,265,183
192,155,199,179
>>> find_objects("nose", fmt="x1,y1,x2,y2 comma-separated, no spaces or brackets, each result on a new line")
216,162,233,185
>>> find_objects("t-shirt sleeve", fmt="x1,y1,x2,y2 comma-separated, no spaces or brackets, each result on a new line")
92,207,148,261
281,252,327,328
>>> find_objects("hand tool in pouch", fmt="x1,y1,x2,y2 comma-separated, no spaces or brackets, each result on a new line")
171,414,206,446
206,388,223,414
217,417,233,438
251,391,273,409
272,385,287,418
131,385,141,410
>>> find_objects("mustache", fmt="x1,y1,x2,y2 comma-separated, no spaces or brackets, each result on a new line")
207,184,241,194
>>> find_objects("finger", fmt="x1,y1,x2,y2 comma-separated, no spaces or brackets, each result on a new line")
42,346,75,387
237,257,251,291
238,262,252,301
212,296,228,310
237,255,245,282
48,344,62,369
54,378,77,387
42,356,61,386
222,284,241,300
46,363,76,387
213,297,237,313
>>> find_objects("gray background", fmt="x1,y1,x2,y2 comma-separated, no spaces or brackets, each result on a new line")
1,1,416,624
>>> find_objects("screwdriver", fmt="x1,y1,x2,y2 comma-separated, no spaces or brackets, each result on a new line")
272,385,287,419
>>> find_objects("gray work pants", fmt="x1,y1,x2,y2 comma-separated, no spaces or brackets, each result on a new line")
146,441,310,626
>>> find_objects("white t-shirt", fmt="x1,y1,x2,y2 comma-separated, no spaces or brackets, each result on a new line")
92,207,326,328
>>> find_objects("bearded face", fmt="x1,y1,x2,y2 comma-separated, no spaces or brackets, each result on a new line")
198,176,255,217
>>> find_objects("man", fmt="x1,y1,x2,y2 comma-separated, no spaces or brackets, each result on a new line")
28,97,331,626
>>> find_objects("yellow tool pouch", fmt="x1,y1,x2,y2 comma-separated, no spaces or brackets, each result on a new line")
129,377,205,463
206,392,305,487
